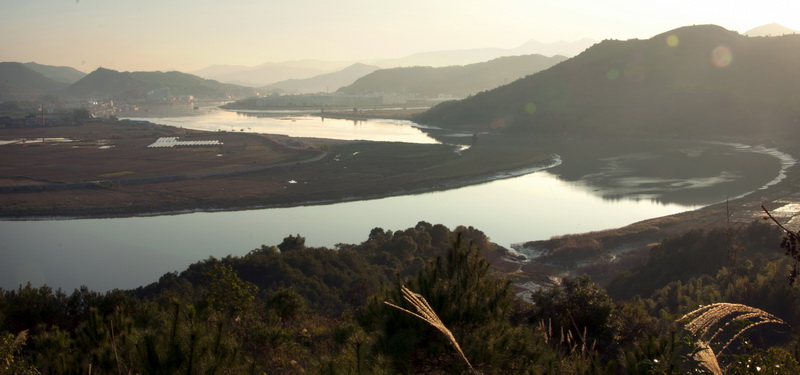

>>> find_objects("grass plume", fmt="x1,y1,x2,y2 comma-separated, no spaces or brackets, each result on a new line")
384,285,474,371
678,302,789,374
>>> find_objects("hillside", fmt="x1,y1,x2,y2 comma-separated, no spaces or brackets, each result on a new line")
61,68,256,100
260,63,380,93
23,62,86,84
414,25,800,139
0,62,69,99
338,54,568,98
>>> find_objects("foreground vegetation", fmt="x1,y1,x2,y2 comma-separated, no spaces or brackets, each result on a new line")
2,220,800,374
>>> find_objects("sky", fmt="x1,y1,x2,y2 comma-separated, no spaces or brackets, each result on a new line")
2,0,799,73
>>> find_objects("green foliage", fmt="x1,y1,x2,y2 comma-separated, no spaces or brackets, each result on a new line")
362,233,534,374
277,234,306,253
264,287,306,321
726,346,800,374
5,221,800,373
607,220,781,301
529,275,621,357
617,330,708,374
202,262,258,319
1,331,40,375
136,301,244,375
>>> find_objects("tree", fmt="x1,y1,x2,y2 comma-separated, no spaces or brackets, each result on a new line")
72,108,91,123
362,233,533,373
265,287,306,321
277,234,305,253
1,331,40,375
202,263,258,319
528,275,621,356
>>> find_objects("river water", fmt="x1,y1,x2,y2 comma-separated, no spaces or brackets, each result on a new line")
0,110,792,292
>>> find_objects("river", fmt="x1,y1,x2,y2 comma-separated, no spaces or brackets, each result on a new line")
0,110,792,292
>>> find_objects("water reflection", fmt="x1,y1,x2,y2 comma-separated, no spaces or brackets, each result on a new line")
0,171,695,292
123,109,439,144
125,110,791,206
545,139,793,206
2,112,791,291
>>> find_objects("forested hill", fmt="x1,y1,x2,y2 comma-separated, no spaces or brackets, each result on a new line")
0,62,69,99
337,54,567,98
414,25,800,139
61,68,256,100
23,62,86,85
260,63,380,93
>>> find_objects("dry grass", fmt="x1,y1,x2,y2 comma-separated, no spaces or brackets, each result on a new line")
384,285,474,372
678,302,789,374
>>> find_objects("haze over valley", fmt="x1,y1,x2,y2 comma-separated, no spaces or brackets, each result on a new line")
6,1,800,373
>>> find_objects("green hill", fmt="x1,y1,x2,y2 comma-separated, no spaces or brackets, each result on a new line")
260,63,380,93
23,62,86,84
0,62,69,99
62,68,256,100
414,25,800,139
338,54,567,98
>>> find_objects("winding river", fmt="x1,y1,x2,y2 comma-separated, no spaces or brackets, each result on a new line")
0,110,793,292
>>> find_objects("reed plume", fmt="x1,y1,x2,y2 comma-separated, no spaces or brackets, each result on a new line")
384,285,474,371
677,302,789,374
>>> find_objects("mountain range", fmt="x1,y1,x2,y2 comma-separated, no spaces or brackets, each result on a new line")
22,62,86,85
183,24,791,89
189,38,596,87
260,63,381,94
0,62,260,101
61,68,255,100
3,23,798,114
190,60,350,87
369,38,595,68
338,54,568,98
415,24,800,140
0,62,70,99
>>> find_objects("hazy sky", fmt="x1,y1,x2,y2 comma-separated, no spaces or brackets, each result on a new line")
2,0,798,73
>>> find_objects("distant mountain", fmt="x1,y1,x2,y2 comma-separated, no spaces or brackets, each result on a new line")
23,62,86,84
191,60,352,87
415,25,800,139
61,68,255,100
190,64,254,78
191,39,594,87
514,38,598,56
260,63,381,94
371,38,595,68
745,23,798,37
0,62,68,99
338,54,568,98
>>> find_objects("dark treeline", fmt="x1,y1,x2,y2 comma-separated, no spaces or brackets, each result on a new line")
2,221,800,374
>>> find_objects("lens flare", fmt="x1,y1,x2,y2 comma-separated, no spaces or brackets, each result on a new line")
525,102,537,114
624,62,645,82
490,117,506,129
711,45,732,68
606,69,620,80
666,34,679,47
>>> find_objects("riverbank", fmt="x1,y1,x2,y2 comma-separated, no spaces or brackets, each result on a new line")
492,145,800,289
0,121,553,219
3,119,798,294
